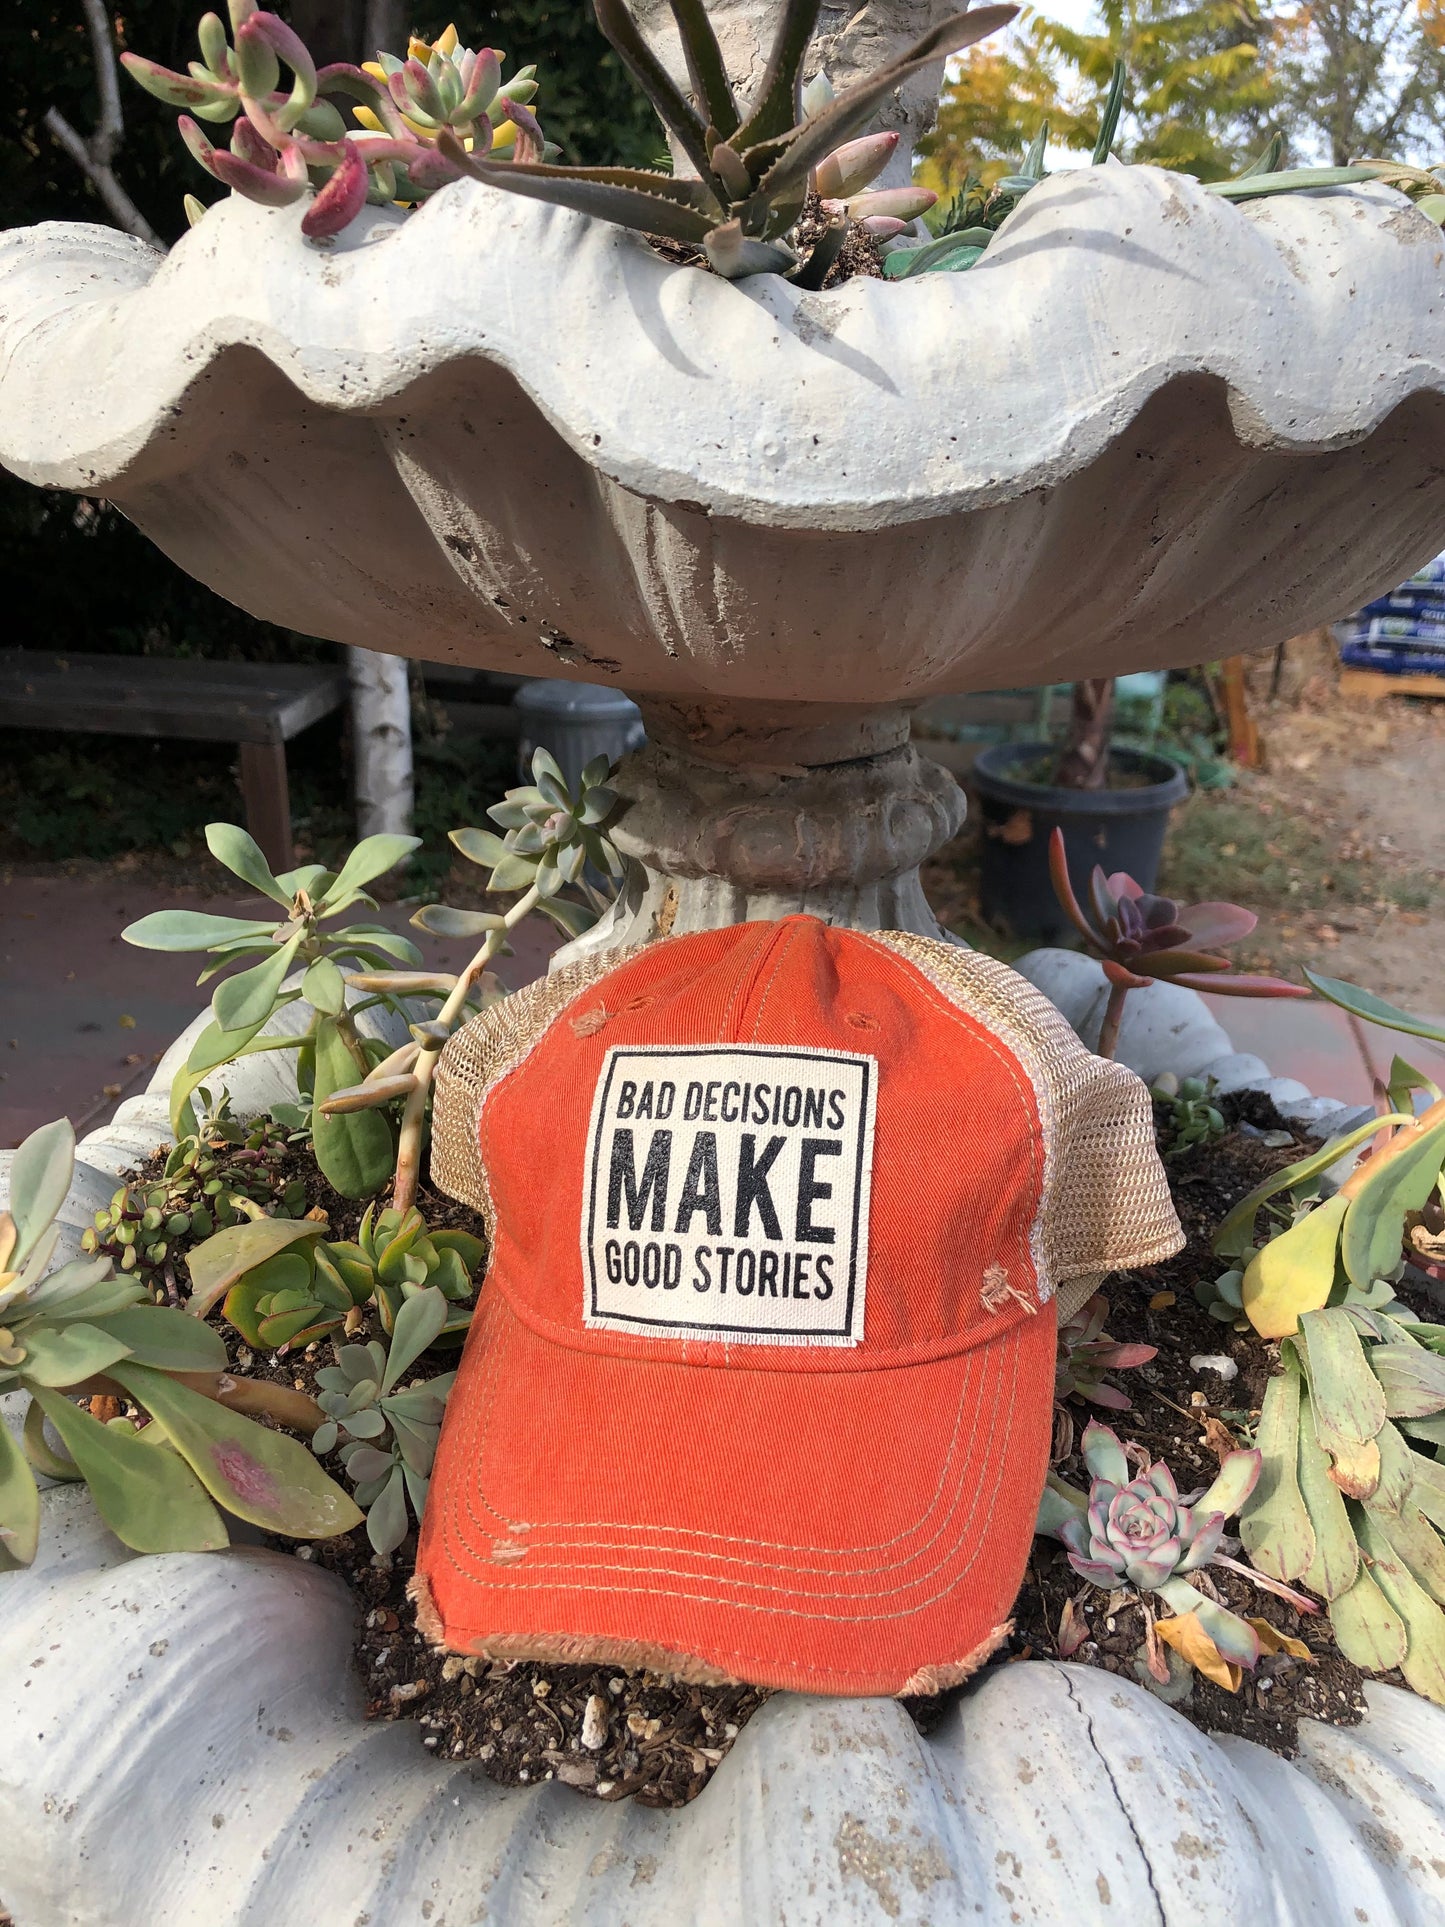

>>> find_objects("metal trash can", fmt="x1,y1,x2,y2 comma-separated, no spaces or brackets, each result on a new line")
512,679,646,790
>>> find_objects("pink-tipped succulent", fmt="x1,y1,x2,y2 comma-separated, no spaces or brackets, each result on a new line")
1048,826,1309,1058
1055,1293,1157,1412
1035,1419,1306,1675
123,4,546,237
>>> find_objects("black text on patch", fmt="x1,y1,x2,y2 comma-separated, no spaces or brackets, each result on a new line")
581,1045,876,1344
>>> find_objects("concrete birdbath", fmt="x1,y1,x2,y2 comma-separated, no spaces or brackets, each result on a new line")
5,5,1445,1921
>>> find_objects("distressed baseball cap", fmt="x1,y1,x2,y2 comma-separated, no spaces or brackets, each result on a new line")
412,917,1181,1697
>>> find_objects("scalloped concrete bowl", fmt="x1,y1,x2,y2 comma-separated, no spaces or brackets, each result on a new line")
2,166,1444,705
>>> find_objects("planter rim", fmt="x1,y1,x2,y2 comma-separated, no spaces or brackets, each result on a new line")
971,740,1191,816
2,166,1443,536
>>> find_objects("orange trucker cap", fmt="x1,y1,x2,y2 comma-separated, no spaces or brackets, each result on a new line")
413,918,1181,1696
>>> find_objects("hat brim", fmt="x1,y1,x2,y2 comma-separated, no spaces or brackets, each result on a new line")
414,1285,1056,1697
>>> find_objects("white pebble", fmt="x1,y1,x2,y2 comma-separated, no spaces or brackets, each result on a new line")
581,1694,610,1751
1190,1354,1238,1381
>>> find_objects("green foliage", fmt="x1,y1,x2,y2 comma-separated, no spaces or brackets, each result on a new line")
1151,1072,1226,1160
310,1289,456,1555
121,822,425,1174
80,1096,309,1297
210,1202,481,1353
1240,1310,1445,1704
0,1117,360,1568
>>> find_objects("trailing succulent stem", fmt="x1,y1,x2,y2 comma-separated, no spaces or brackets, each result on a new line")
0,1119,361,1569
317,747,622,1212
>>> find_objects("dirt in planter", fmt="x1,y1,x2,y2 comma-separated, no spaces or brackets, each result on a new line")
109,1090,1396,1800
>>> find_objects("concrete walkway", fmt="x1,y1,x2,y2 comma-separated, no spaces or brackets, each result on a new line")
0,875,556,1148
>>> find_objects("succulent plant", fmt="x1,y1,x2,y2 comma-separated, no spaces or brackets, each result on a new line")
123,4,547,235
321,748,623,1210
1036,1418,1294,1678
0,1119,361,1569
122,823,426,1198
184,1202,481,1354
1240,1308,1445,1706
310,1288,457,1555
1151,1073,1226,1161
1055,1293,1157,1412
1048,826,1308,1058
1194,1263,1249,1328
436,0,1013,282
80,1095,308,1300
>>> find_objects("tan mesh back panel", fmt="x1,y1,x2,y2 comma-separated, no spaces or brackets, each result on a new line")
431,930,1182,1295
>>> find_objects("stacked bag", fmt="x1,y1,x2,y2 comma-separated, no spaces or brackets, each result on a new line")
1337,551,1445,675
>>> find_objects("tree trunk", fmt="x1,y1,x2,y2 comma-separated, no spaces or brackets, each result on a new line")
347,648,414,842
1052,677,1114,789
287,0,403,66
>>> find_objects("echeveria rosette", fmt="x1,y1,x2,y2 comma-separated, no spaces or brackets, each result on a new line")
1037,1419,1271,1673
1054,1293,1157,1412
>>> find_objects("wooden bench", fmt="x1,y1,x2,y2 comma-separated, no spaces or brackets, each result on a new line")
1,649,348,869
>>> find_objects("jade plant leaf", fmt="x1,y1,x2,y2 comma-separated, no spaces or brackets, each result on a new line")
186,1216,326,1320
312,1017,395,1200
1297,1386,1359,1599
108,1361,363,1539
212,930,303,1034
302,957,346,1015
1240,1361,1314,1581
0,1416,41,1570
318,834,421,910
31,1387,228,1554
120,910,280,952
382,1286,449,1393
1341,1116,1445,1290
366,1464,409,1555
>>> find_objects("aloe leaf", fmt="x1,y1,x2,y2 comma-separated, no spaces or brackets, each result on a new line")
592,0,714,176
185,1216,326,1320
884,231,992,277
205,823,292,905
1021,120,1049,180
745,6,1018,212
1241,1191,1349,1339
0,1416,40,1571
7,1118,74,1266
442,143,719,242
1355,1503,1445,1702
32,1387,228,1554
1208,164,1386,200
1234,131,1285,178
1328,1547,1408,1671
1297,1385,1360,1598
108,1361,363,1539
311,1016,394,1201
381,1286,449,1393
731,0,823,150
121,910,281,952
1411,1450,1445,1532
1213,1116,1411,1257
1299,1309,1386,1488
1370,1501,1445,1605
16,1322,133,1389
1240,1361,1314,1581
1341,1115,1445,1289
667,0,738,137
1092,58,1125,164
90,1306,229,1374
317,834,420,910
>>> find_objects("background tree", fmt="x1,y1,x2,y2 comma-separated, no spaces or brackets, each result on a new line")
919,0,1278,193
1264,0,1445,165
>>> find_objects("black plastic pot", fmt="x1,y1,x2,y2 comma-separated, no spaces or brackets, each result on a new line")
972,741,1189,940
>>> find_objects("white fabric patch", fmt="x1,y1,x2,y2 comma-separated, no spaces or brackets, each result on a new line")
581,1044,876,1345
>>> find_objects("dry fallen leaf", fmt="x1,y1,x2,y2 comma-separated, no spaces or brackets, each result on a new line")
1248,1618,1314,1662
1148,1291,1176,1310
1155,1612,1243,1692
1057,1597,1090,1658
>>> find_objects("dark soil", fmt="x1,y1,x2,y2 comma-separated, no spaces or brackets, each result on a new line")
114,1092,1389,1802
645,194,886,289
